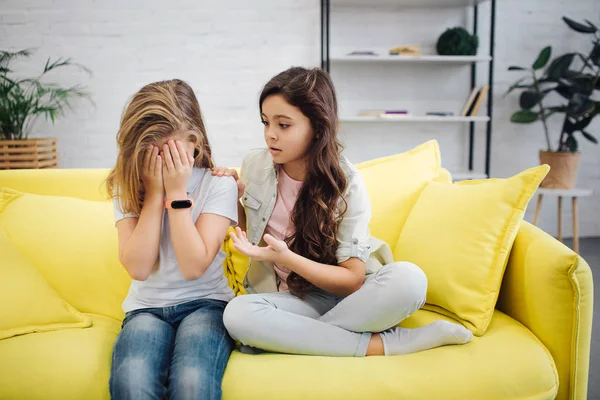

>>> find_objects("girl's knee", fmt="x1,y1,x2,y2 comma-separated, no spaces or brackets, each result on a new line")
169,366,212,399
110,357,156,396
223,294,266,341
379,262,427,308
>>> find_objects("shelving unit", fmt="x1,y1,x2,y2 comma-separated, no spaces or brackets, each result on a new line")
320,0,497,179
340,115,490,123
331,55,492,63
331,0,488,7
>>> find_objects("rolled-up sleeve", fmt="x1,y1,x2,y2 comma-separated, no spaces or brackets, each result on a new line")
335,172,372,264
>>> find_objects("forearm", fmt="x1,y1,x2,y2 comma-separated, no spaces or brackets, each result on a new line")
282,251,363,297
120,194,163,280
167,206,212,280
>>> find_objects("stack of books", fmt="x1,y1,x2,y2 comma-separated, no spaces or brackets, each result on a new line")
461,86,489,116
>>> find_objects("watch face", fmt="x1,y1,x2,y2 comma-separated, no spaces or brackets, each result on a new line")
171,200,193,209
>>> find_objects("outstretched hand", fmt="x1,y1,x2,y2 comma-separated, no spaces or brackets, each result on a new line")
229,227,289,265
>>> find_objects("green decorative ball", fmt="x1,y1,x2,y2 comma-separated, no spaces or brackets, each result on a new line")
436,27,479,56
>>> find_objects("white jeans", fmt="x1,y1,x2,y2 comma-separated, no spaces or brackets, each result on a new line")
223,261,427,357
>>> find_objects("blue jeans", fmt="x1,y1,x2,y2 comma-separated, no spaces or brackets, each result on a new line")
109,299,233,400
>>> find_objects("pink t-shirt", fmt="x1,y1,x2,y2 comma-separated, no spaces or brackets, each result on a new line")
265,167,303,291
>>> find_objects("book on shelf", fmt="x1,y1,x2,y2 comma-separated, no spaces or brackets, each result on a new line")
461,86,489,116
347,50,379,56
426,112,454,116
358,110,409,117
389,45,421,56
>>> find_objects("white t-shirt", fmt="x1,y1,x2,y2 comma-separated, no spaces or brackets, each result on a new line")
113,168,238,313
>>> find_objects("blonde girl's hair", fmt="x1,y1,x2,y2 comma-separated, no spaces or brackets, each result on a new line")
106,79,214,214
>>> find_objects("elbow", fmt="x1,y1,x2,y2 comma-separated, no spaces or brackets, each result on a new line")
181,262,209,281
123,262,152,281
119,255,152,281
183,271,203,281
344,276,365,296
129,269,151,281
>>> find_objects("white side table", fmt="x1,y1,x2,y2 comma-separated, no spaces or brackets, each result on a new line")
532,188,593,254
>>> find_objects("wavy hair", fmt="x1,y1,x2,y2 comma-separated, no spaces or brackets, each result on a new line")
260,67,347,298
106,79,213,214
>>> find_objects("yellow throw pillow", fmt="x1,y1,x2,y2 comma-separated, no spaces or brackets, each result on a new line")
357,140,449,252
0,227,92,339
0,187,131,322
394,165,550,336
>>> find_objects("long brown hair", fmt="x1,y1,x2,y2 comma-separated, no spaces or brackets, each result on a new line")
260,67,347,297
106,79,214,214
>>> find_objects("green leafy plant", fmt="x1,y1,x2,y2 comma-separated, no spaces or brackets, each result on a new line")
0,49,92,141
506,17,600,152
436,27,479,56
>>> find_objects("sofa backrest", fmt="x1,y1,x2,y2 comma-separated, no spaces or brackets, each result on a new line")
0,169,110,201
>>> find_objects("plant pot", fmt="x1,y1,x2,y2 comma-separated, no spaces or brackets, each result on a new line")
0,138,59,170
539,150,580,189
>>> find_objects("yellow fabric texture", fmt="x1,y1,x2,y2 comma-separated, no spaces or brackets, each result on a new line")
223,226,249,296
393,165,550,336
0,187,131,322
0,227,92,340
498,221,594,400
0,313,120,400
222,309,558,400
357,140,448,252
0,168,109,201
0,146,592,400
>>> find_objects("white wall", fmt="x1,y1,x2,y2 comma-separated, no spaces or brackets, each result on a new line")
1,0,599,237
0,0,320,166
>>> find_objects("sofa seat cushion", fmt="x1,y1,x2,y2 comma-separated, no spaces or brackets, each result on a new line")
0,314,120,400
222,310,558,400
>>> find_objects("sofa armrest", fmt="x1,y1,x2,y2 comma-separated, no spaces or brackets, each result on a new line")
497,221,593,400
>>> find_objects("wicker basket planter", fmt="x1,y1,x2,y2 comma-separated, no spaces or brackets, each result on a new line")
0,138,59,169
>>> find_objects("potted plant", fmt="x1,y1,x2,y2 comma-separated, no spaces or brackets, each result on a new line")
506,17,599,189
0,49,91,169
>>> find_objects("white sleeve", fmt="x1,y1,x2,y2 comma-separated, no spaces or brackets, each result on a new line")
335,172,372,264
200,176,239,226
112,191,139,226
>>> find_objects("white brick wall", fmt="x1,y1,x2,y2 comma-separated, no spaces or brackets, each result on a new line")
1,0,599,237
0,0,321,168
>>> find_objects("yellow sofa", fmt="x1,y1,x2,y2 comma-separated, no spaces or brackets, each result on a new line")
0,161,593,400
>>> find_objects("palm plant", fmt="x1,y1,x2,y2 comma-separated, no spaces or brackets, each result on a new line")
0,49,92,141
506,17,599,152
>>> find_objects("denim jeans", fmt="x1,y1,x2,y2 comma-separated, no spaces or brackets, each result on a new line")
109,298,233,400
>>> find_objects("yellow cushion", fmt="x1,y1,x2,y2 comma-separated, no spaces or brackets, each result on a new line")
357,140,448,253
0,187,131,321
0,227,92,339
222,310,558,400
0,314,120,400
394,165,550,335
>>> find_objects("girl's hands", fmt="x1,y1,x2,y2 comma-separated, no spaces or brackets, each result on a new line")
141,145,163,197
212,167,245,200
161,140,194,199
229,227,290,265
